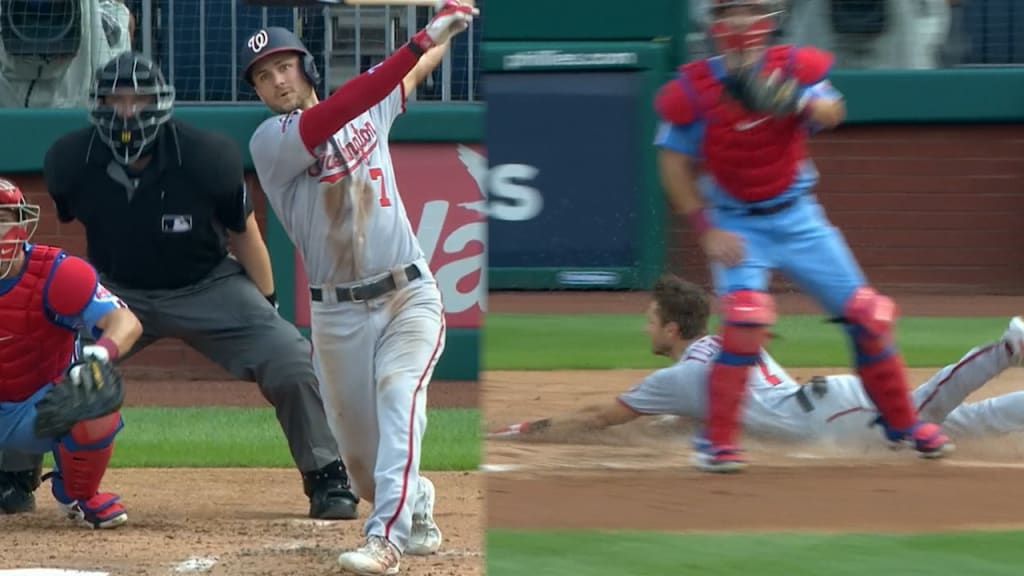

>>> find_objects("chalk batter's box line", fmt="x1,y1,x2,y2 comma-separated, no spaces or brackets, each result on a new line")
479,459,1024,474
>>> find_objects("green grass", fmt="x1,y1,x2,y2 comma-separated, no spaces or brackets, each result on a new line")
484,314,1011,370
39,407,479,470
486,529,1024,575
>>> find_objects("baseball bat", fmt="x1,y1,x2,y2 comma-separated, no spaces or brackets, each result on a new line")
246,0,473,6
345,0,475,5
345,0,437,4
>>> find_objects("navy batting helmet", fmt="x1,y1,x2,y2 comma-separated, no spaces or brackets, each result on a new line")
240,27,320,88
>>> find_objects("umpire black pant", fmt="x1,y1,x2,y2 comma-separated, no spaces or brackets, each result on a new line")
0,257,340,475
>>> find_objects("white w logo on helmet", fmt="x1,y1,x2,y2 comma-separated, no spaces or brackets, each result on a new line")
248,30,269,53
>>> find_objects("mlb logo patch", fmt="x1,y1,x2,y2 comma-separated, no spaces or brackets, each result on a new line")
161,214,193,233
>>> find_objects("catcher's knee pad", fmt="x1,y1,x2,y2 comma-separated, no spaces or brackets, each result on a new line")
53,412,123,501
842,286,898,361
717,290,775,363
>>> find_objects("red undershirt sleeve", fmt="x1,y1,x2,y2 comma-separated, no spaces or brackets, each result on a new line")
297,43,421,153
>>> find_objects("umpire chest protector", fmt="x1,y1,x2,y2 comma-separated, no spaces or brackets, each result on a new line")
0,245,76,403
654,45,832,203
48,121,241,290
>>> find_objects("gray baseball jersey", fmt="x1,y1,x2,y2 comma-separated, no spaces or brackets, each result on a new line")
621,334,1024,449
618,335,815,442
249,86,422,285
249,86,446,553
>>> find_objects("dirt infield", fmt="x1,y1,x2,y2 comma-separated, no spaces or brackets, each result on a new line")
6,289,1022,574
0,379,481,576
484,291,1024,534
484,366,1024,533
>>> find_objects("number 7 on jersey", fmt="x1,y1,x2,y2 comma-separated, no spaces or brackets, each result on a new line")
369,167,392,207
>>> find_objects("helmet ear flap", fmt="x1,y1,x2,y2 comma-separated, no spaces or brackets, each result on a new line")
302,52,321,90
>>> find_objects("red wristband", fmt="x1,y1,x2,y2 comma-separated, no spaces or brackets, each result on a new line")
96,336,120,361
686,209,711,237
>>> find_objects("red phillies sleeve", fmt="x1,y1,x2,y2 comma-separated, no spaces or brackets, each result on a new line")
45,255,99,317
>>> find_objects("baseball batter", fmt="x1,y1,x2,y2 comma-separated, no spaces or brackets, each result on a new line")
240,3,477,574
653,0,952,472
0,177,142,529
490,275,1024,454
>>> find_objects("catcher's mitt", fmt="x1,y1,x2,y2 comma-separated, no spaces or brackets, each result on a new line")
34,359,125,439
722,67,804,117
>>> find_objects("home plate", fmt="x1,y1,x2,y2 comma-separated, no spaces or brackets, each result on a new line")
479,463,524,473
172,557,218,572
0,571,110,576
0,565,109,569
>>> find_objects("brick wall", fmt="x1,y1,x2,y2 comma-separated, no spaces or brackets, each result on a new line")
668,124,1024,295
18,173,272,380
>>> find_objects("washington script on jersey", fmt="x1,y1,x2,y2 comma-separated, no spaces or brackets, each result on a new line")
306,120,380,183
290,142,487,331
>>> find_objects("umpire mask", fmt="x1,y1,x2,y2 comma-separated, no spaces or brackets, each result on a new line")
88,52,175,165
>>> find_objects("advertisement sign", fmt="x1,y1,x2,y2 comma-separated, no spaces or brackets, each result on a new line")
292,143,487,330
483,70,644,278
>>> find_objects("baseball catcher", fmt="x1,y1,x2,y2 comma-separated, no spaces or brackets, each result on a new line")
653,0,952,472
0,177,142,528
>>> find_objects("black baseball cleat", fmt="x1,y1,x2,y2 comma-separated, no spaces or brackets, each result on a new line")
302,460,359,520
0,469,40,515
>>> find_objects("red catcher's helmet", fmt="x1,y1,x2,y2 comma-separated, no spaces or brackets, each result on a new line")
707,0,781,55
0,178,40,278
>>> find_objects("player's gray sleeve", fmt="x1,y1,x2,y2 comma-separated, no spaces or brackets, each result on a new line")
617,360,708,418
913,341,1014,424
249,112,318,194
942,392,1024,440
369,85,406,134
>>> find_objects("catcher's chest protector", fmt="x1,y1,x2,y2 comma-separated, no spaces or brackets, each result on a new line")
683,46,806,203
0,246,76,403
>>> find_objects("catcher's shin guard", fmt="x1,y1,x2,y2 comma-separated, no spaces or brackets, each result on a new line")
48,412,127,528
706,290,775,450
842,286,916,431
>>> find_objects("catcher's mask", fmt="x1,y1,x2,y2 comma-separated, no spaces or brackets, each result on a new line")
89,51,176,166
0,178,39,279
707,0,781,59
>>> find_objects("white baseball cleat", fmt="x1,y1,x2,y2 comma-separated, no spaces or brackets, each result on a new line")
338,535,401,575
1002,316,1024,364
406,476,443,556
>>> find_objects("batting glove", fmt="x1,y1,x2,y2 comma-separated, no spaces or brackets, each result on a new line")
411,0,478,54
